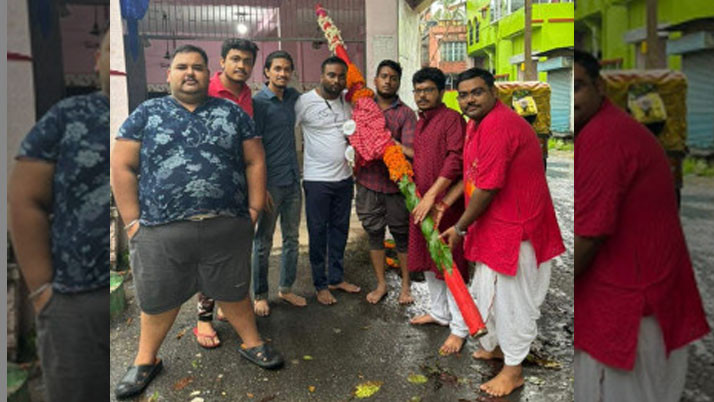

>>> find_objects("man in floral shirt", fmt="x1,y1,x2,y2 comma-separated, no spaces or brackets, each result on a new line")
9,32,110,402
111,44,283,399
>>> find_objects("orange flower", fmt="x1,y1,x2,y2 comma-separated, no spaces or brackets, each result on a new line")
383,144,414,182
347,63,365,89
351,87,374,102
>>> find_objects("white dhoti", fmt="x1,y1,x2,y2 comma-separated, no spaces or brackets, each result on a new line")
470,241,552,366
574,317,688,402
425,270,469,338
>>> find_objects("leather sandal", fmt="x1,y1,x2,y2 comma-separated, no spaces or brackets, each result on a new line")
238,343,284,370
115,359,163,399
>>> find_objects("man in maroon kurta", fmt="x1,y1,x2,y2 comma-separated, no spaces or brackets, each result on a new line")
574,50,709,401
407,67,469,355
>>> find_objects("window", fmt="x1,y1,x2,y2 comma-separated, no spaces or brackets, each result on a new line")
441,42,467,62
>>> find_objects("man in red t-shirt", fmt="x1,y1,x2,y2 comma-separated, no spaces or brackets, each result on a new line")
441,68,565,397
207,39,256,117
195,39,259,348
573,50,709,402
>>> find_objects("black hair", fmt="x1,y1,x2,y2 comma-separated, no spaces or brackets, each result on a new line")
321,56,348,73
574,49,601,82
264,50,294,75
376,59,402,79
412,67,446,91
171,44,208,66
454,67,495,89
221,39,259,64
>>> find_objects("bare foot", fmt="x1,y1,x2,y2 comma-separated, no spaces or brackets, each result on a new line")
278,291,307,307
328,281,361,293
216,307,227,321
195,321,220,348
480,365,524,397
366,285,388,304
253,299,270,316
316,289,337,305
409,314,447,326
472,346,504,360
398,287,414,304
439,334,465,355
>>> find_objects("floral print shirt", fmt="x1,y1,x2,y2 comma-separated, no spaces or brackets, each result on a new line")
117,96,258,226
16,92,110,293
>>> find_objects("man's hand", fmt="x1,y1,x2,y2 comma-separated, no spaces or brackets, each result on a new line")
431,201,447,227
412,194,435,224
32,286,53,314
439,226,462,250
264,191,274,215
249,208,259,225
126,222,141,239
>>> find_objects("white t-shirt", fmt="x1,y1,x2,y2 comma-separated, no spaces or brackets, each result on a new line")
295,89,353,182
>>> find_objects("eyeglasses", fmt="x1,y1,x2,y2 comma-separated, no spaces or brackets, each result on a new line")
412,87,438,95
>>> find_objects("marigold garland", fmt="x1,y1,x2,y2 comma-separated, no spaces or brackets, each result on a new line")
383,144,413,182
351,87,374,103
314,3,486,337
346,63,365,89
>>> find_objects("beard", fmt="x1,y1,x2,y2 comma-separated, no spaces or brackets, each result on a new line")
376,89,397,100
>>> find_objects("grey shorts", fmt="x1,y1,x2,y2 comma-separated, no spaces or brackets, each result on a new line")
36,288,109,402
129,216,253,314
355,183,410,253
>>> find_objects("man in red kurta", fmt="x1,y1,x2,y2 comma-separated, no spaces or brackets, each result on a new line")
441,68,564,397
573,50,709,402
407,67,469,356
195,39,259,348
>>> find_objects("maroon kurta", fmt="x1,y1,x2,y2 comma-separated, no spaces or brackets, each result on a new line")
408,103,467,279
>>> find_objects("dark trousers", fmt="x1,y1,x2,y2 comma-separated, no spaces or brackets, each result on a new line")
303,178,354,290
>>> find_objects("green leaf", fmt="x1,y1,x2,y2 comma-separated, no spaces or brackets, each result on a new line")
407,373,428,384
354,381,383,398
302,355,313,361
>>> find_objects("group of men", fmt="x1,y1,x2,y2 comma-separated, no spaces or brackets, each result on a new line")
8,26,707,402
106,37,568,398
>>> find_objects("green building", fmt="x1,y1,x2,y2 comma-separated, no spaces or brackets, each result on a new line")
575,0,714,154
467,0,575,135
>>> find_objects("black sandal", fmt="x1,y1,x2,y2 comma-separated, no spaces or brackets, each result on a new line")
238,343,284,370
115,359,163,399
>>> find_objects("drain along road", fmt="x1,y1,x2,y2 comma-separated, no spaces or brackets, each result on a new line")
110,153,575,402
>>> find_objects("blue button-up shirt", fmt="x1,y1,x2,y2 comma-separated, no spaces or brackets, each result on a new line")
117,96,258,226
253,85,301,187
16,92,110,294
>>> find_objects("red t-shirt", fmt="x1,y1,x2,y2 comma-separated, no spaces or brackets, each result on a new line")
575,98,709,370
463,100,564,276
208,72,253,117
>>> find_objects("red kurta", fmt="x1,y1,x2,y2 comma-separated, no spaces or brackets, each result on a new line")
408,103,467,279
463,100,564,276
575,98,710,370
208,72,253,118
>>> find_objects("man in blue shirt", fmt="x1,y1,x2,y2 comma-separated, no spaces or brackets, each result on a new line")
251,50,306,316
9,31,110,402
111,44,284,399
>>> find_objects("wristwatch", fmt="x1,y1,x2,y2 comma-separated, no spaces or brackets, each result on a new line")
454,223,467,237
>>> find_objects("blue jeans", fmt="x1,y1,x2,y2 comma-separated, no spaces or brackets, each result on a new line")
251,182,302,299
303,178,354,291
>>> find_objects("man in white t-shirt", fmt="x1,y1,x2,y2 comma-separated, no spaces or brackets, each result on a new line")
295,56,361,305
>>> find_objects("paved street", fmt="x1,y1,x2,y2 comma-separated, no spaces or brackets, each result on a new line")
681,175,714,402
110,154,575,402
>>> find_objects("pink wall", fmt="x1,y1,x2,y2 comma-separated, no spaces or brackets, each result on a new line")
60,5,110,75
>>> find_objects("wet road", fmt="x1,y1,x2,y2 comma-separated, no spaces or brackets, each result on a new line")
110,153,575,402
680,175,714,402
